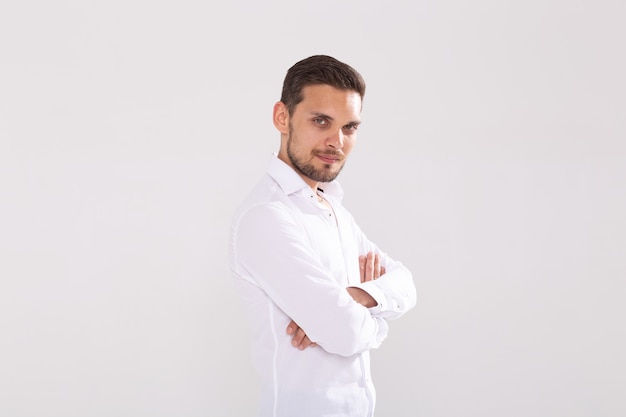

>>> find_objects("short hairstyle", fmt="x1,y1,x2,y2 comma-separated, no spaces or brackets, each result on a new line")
280,55,366,116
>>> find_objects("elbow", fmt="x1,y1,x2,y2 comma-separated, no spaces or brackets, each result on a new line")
397,271,418,313
396,286,418,316
326,335,368,357
407,285,417,310
319,317,388,357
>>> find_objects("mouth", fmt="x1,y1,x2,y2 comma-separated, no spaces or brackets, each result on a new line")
315,153,343,165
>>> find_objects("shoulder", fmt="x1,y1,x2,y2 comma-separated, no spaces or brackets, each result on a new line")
231,178,299,234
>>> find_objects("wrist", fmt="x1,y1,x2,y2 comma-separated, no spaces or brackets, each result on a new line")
347,286,377,308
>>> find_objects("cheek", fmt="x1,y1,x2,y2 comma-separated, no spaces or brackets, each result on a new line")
343,137,357,155
294,126,320,145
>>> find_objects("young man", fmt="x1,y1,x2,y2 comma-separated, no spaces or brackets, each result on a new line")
229,55,417,417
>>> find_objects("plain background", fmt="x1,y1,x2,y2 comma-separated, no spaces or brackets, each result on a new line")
1,1,624,416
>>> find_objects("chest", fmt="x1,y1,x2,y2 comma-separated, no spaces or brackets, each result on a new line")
291,199,361,286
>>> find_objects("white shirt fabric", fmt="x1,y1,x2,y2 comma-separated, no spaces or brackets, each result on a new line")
229,155,417,417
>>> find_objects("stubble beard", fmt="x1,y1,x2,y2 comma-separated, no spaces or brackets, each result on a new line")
286,125,345,183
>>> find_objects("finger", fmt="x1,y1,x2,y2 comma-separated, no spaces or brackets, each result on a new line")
291,327,307,348
364,252,375,282
286,320,298,335
359,255,366,283
380,265,386,276
298,335,317,350
373,253,381,279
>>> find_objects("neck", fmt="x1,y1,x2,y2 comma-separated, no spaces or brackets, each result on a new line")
277,152,320,191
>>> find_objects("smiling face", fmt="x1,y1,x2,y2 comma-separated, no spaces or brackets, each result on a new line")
274,84,362,189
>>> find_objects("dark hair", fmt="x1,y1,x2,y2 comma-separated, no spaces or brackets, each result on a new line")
280,55,366,116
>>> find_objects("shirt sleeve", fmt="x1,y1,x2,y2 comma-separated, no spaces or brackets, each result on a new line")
350,261,417,320
344,211,418,320
231,203,389,357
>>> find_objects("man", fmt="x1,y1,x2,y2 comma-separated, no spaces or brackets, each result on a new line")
229,55,417,417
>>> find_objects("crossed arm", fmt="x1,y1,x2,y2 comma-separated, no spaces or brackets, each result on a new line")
286,251,385,350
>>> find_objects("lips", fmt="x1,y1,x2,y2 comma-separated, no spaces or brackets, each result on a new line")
315,152,343,164
318,155,339,164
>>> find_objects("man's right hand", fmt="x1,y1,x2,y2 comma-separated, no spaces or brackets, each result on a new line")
286,320,317,350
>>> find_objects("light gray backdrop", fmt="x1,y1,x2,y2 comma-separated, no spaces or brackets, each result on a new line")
1,1,624,416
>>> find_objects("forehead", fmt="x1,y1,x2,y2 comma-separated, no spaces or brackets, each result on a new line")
296,84,362,120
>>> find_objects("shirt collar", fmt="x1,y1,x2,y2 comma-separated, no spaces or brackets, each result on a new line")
267,154,344,201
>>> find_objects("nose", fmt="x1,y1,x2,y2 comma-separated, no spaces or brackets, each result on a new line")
326,129,344,149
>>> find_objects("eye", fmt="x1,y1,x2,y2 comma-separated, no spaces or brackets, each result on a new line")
313,117,328,126
344,123,359,132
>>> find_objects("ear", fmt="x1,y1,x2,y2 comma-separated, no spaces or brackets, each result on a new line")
273,101,289,134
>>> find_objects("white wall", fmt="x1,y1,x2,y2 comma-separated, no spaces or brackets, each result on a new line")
1,1,624,416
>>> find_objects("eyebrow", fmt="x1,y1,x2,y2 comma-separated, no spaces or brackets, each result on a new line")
310,112,361,127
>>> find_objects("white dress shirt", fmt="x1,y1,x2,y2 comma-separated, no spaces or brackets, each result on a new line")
229,155,417,417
